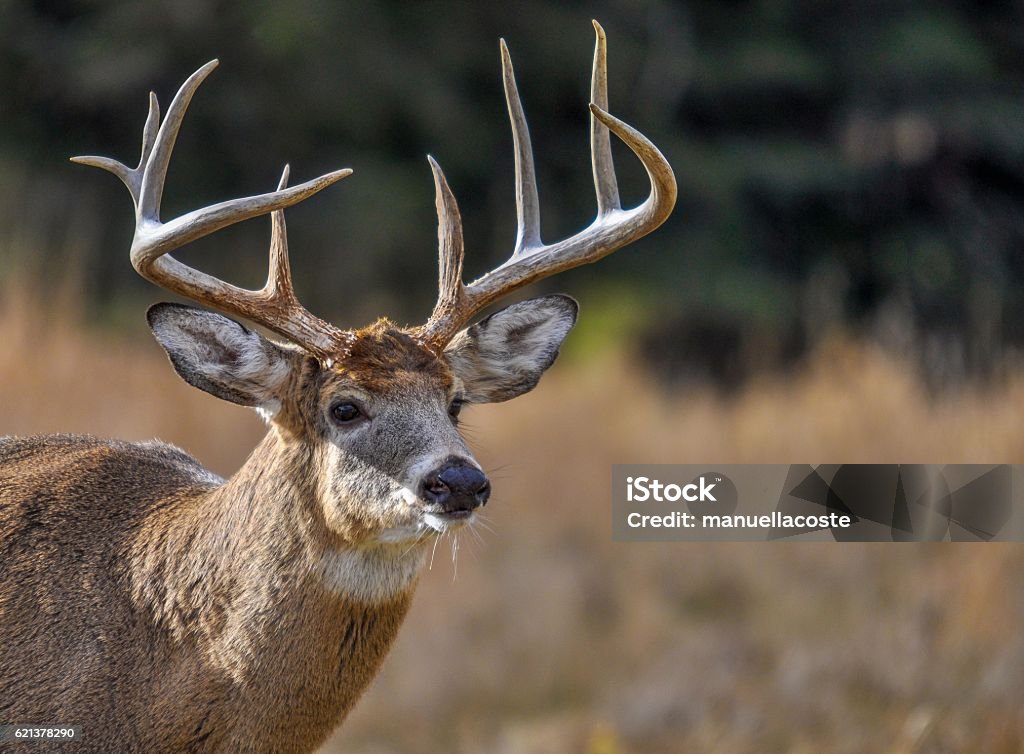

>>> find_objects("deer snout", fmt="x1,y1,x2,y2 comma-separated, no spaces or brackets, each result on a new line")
420,460,491,515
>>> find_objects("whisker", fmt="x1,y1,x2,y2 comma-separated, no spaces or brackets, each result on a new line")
461,527,483,557
401,529,429,558
456,421,480,441
466,520,486,547
451,533,460,581
472,521,496,536
429,531,441,570
472,511,498,535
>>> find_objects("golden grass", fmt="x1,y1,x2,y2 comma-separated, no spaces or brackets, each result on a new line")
1,282,1021,753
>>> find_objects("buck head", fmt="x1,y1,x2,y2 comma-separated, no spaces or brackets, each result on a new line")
145,295,577,544
72,21,675,548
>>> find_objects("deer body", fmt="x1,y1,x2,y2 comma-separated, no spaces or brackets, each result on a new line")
0,22,675,753
0,340,436,749
0,436,415,754
0,433,415,752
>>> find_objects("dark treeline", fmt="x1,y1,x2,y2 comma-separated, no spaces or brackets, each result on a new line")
3,0,1024,388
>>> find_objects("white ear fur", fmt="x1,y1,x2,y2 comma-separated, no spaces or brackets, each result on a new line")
147,303,297,416
444,294,578,404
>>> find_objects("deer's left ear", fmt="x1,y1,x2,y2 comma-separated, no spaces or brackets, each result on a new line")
444,294,578,403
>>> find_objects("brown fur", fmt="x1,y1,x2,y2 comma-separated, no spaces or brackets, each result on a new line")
335,320,453,393
0,430,415,753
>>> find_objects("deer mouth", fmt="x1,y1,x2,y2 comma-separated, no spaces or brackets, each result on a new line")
422,508,475,532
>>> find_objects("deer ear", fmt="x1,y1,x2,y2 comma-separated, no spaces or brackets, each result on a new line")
444,294,578,403
147,303,298,415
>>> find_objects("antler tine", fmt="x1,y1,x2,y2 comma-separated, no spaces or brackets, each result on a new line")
416,23,677,347
425,156,467,326
72,61,354,359
590,20,620,216
71,91,161,208
266,165,298,303
500,39,542,256
136,61,219,223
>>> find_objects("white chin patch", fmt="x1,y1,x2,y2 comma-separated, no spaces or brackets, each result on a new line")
320,546,426,603
423,511,473,533
376,524,427,544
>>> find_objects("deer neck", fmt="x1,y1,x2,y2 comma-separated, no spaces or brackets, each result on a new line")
130,429,424,735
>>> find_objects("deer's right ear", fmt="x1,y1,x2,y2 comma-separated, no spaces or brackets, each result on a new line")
147,303,299,414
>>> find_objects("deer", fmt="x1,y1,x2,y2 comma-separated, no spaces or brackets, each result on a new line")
0,22,675,753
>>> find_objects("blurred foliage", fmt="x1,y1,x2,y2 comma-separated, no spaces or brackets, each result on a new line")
3,0,1024,387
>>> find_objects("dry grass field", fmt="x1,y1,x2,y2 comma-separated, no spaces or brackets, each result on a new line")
1,280,1022,753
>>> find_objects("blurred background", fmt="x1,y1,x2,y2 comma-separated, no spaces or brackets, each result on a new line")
2,1,1023,751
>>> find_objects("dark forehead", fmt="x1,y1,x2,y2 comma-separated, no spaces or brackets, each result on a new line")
326,320,452,393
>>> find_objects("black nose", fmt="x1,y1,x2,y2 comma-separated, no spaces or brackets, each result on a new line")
420,461,491,514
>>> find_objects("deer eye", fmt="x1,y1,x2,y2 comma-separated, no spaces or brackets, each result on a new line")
448,398,464,423
331,402,363,424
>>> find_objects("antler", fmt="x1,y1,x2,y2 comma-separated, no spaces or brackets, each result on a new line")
71,60,353,359
414,21,678,347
